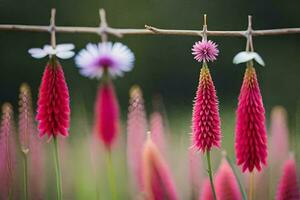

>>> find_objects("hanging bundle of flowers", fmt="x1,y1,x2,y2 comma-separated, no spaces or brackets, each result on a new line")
75,42,135,150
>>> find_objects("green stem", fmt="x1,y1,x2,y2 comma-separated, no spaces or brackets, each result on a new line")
248,172,254,200
225,154,248,200
53,137,63,200
105,151,117,200
22,153,29,200
206,151,217,200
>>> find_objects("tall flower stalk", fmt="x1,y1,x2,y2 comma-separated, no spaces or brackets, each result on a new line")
18,83,35,200
75,42,135,199
0,103,16,200
35,55,72,200
143,134,178,200
29,42,74,200
233,26,267,200
127,85,147,191
150,112,166,153
191,15,221,200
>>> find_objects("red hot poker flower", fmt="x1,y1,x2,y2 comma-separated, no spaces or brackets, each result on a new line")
215,159,242,200
235,63,268,172
127,86,147,190
199,159,242,200
94,79,119,150
200,179,214,200
192,64,221,152
269,106,289,164
36,58,70,138
19,83,34,153
276,156,300,200
150,112,166,153
143,136,178,200
0,103,17,199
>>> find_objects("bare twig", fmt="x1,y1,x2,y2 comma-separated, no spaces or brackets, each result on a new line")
246,15,254,52
0,9,299,38
50,8,56,48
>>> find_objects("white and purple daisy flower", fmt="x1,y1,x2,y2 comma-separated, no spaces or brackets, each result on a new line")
192,40,219,63
75,42,135,79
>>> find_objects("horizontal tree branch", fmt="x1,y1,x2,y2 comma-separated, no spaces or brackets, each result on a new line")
0,8,299,39
0,24,299,38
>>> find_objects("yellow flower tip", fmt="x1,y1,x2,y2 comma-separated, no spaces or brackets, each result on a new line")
129,85,143,99
20,83,31,94
2,102,13,114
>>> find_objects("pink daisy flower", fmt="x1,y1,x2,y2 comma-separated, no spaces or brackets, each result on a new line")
192,40,219,63
75,42,135,79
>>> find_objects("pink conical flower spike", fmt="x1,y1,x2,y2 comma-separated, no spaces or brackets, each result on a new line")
127,85,147,190
276,155,300,200
269,106,289,164
19,83,34,153
192,63,221,152
0,103,17,199
215,159,242,200
150,112,166,153
94,78,119,150
235,63,268,172
199,159,242,200
200,179,214,200
143,135,178,200
36,58,70,139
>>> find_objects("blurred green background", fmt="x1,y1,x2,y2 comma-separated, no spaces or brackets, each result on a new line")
0,0,300,199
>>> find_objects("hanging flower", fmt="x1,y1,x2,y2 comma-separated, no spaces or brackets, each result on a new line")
94,80,119,150
276,155,300,200
36,58,70,138
127,85,147,190
75,42,135,79
235,62,268,172
28,44,75,59
143,135,178,200
192,64,221,152
0,103,17,199
192,40,219,63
